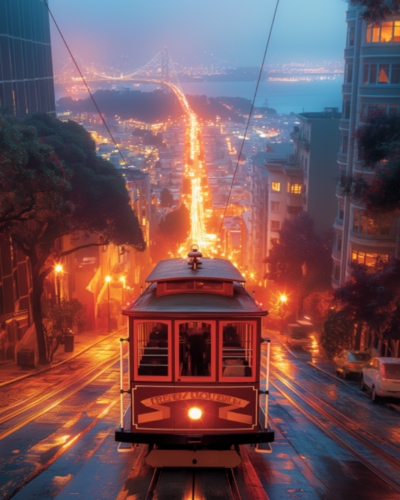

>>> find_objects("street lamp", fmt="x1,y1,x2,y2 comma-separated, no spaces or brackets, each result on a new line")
279,295,287,304
55,264,63,305
105,276,111,332
119,276,126,305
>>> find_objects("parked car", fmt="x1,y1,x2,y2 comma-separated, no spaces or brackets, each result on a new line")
286,323,316,349
360,357,400,403
334,350,371,379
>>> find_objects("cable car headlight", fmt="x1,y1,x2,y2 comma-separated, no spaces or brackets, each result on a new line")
188,407,202,420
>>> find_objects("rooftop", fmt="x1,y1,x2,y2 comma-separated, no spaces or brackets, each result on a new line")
145,257,246,283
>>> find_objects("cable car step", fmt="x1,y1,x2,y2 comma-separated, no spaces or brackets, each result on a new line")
255,442,272,454
145,449,242,468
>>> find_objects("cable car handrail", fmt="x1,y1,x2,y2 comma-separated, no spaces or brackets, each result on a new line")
119,335,130,432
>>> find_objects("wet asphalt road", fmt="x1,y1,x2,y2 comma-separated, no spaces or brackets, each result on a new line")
0,334,399,499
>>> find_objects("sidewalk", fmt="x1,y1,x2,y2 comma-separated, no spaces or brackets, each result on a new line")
0,327,123,387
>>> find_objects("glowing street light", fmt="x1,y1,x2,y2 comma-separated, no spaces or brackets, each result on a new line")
280,295,287,303
55,264,63,304
105,276,111,331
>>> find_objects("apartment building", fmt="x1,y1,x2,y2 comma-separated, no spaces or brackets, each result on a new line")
0,0,55,116
0,0,55,363
332,7,400,286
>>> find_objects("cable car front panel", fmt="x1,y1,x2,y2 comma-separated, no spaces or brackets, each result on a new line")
115,257,274,464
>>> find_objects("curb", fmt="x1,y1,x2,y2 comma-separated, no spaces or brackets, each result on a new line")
0,327,125,389
307,361,347,386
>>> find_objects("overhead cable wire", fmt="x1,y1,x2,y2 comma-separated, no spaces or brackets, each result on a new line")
217,0,281,242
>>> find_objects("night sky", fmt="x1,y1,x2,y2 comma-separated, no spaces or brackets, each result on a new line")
49,0,348,70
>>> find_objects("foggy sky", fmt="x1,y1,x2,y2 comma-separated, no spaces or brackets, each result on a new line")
50,0,348,71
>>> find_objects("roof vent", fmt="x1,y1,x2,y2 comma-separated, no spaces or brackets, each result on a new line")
188,245,203,271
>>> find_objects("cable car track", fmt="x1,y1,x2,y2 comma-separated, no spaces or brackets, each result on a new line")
143,467,243,500
0,352,121,441
260,358,400,495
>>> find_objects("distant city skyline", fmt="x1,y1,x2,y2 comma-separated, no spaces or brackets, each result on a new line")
50,0,348,73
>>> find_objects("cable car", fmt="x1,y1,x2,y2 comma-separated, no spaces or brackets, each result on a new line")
115,250,274,467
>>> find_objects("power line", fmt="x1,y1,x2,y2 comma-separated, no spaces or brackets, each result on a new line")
217,0,281,242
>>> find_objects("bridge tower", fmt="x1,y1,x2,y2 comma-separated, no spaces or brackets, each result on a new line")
161,48,170,93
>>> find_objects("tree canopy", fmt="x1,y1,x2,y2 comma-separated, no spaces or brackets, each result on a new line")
0,114,71,230
0,112,145,363
349,0,400,20
160,187,174,208
159,204,190,252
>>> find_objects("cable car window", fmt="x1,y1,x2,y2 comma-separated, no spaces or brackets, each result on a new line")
166,281,194,290
195,281,223,290
136,322,170,379
178,322,213,378
221,323,254,379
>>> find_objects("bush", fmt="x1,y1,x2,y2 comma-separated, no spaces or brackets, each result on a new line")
321,311,353,359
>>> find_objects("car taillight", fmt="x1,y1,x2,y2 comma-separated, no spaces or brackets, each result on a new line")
381,364,386,380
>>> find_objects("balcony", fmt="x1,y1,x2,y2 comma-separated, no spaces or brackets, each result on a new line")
290,130,309,151
337,152,348,164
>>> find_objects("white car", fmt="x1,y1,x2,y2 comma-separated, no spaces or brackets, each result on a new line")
360,357,400,403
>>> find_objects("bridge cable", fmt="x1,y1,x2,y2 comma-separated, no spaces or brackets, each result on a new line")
43,1,171,249
216,0,281,243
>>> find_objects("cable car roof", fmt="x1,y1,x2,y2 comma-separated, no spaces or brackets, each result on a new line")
125,282,267,316
145,258,246,283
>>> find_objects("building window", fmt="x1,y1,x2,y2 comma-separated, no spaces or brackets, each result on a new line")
287,183,303,194
366,21,400,44
363,63,400,85
352,214,392,236
338,203,344,221
337,235,342,252
271,201,281,212
271,238,278,247
304,158,308,173
341,135,349,154
347,26,355,47
271,182,281,192
343,100,351,119
271,220,280,231
360,103,399,123
352,249,388,266
344,63,353,83
334,264,341,281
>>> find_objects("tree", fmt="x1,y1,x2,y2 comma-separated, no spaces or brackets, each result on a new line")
42,299,87,362
160,187,174,208
334,260,400,351
0,114,71,230
2,113,145,364
348,114,400,214
265,213,332,314
159,204,190,252
321,310,353,359
349,0,400,20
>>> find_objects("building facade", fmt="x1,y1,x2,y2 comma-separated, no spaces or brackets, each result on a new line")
332,7,400,287
0,0,55,117
0,0,55,363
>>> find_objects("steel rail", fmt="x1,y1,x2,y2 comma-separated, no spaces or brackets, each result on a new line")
144,468,163,500
269,377,400,495
270,361,400,458
0,353,122,441
0,328,125,389
0,348,127,425
226,468,242,500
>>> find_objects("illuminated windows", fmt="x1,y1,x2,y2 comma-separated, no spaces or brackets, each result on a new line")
366,21,400,44
352,250,388,267
271,201,281,212
287,183,303,194
271,182,281,192
352,214,392,236
363,64,400,84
